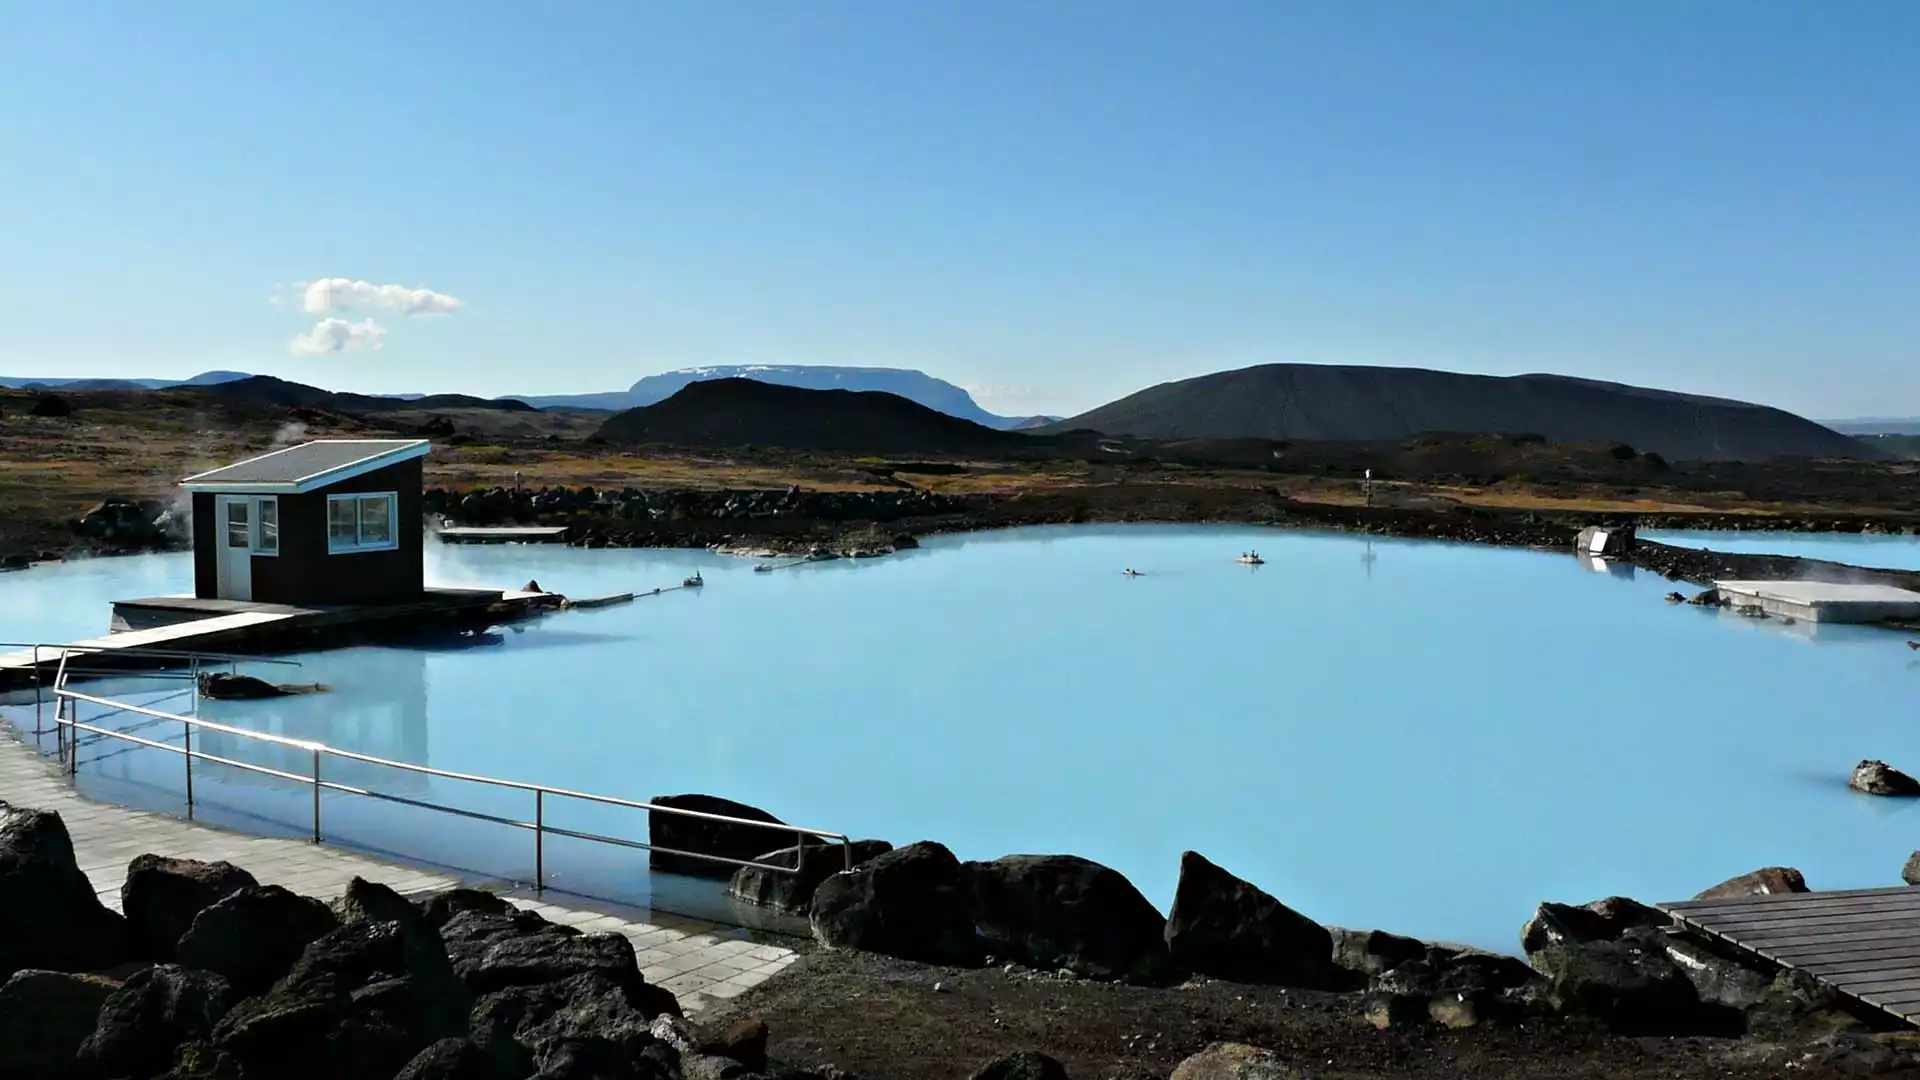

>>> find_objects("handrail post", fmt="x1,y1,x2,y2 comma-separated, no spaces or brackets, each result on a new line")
311,750,321,843
795,829,807,875
534,790,545,891
32,646,42,734
183,718,194,819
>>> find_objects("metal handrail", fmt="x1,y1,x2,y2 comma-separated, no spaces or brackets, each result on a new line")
6,640,302,736
50,666,853,892
0,641,305,665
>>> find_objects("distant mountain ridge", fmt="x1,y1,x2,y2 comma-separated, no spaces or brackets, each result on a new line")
593,377,1050,454
0,370,250,391
1042,363,1870,462
516,365,1058,429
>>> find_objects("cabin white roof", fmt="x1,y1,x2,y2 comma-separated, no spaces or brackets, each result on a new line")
180,440,429,494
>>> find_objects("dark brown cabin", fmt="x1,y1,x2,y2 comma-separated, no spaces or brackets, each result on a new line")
180,439,428,607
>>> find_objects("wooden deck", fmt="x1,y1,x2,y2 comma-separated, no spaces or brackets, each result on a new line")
1663,886,1920,1024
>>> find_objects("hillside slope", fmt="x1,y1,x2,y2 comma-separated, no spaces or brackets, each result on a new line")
592,378,1042,454
520,365,1056,428
1044,364,1868,461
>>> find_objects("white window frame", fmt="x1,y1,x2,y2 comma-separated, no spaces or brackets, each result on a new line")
252,496,279,556
327,492,400,554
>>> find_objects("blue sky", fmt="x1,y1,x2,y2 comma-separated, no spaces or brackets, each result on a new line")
1,2,1914,419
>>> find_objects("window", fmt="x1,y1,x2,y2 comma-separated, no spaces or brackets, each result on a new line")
225,501,250,548
326,492,400,553
255,498,278,553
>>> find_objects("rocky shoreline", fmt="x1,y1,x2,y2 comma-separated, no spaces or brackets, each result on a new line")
9,786,1919,1080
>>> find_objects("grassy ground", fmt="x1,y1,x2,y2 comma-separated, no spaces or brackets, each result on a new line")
5,386,1919,562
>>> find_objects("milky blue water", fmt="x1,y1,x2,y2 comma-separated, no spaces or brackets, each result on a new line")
7,525,1920,953
1643,529,1920,571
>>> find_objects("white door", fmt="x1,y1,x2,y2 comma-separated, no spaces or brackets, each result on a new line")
216,496,253,601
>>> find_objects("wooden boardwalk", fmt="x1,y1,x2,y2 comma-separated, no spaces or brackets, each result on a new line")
1663,886,1920,1024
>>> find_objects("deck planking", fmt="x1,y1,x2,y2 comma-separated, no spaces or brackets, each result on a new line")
1663,886,1920,1025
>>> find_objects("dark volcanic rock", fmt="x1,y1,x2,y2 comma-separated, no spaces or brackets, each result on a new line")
0,802,131,978
649,793,791,879
1534,929,1733,1035
1519,896,1666,955
698,1016,769,1072
394,1037,503,1080
1165,850,1334,988
439,910,679,1017
79,964,236,1080
0,969,122,1079
1850,759,1920,796
335,875,424,926
1905,851,1920,886
728,839,893,915
421,888,515,929
122,855,259,961
811,841,982,966
970,1050,1072,1080
1693,866,1809,900
175,885,339,996
1169,1041,1309,1079
971,854,1173,984
196,673,293,700
210,918,471,1080
468,972,668,1079
1328,927,1429,980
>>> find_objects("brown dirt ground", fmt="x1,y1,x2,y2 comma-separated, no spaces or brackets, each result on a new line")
707,948,1918,1080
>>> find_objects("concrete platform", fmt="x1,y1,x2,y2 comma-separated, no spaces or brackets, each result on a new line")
1714,580,1920,624
0,722,795,1012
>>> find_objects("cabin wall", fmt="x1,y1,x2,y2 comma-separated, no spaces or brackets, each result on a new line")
248,459,426,607
191,492,217,599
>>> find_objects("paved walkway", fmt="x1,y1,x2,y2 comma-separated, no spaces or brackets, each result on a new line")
0,722,797,1013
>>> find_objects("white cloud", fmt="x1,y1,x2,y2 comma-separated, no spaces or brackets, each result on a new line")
288,317,387,356
301,278,462,317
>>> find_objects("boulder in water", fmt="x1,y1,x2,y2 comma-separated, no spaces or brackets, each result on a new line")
648,794,790,879
728,839,893,915
1850,759,1920,796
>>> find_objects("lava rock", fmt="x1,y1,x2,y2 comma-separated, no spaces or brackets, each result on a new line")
1519,896,1666,955
210,918,471,1080
78,964,237,1080
970,1050,1072,1080
29,393,71,418
468,972,669,1079
122,855,259,962
1533,929,1733,1035
196,673,294,700
1169,1041,1311,1079
811,841,983,966
648,794,791,879
0,802,131,978
1693,866,1809,900
421,888,516,929
74,498,161,544
1328,927,1430,980
175,885,340,996
335,876,424,926
1905,852,1920,887
394,1037,503,1080
971,854,1173,984
1164,850,1333,988
439,910,679,1018
1850,759,1920,796
698,1016,769,1072
0,969,122,1079
728,839,893,915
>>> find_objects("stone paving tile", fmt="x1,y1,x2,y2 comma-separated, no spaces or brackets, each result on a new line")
0,721,800,1013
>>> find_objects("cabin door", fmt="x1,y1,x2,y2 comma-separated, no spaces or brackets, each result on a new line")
215,495,253,601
